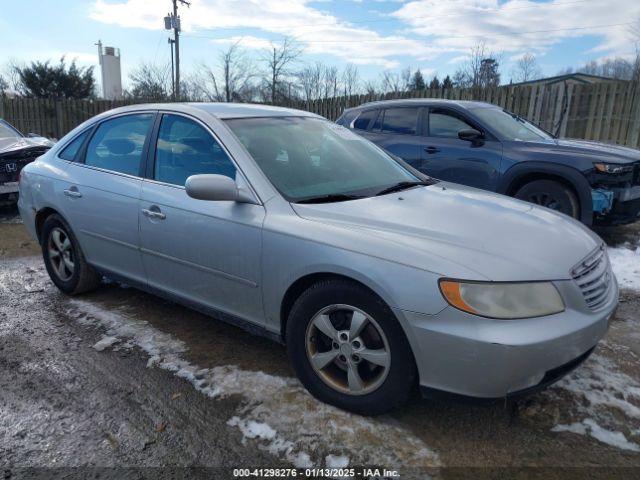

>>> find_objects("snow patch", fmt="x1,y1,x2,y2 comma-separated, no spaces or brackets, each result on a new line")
66,299,440,469
608,246,640,290
92,335,119,351
553,419,640,452
325,454,350,468
228,417,277,441
551,353,640,451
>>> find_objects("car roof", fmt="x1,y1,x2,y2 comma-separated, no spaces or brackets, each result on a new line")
100,102,321,120
346,98,497,111
190,102,322,119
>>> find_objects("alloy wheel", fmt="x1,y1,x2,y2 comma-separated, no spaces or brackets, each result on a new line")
47,227,75,281
305,304,390,396
528,193,563,212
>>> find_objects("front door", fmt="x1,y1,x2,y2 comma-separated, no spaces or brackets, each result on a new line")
139,113,265,323
62,112,155,284
421,107,503,190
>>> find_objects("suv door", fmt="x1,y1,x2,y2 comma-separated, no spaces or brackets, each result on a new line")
421,107,503,190
62,112,155,284
139,113,265,323
362,107,423,168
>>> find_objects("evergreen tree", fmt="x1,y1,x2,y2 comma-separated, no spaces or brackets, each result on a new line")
410,69,425,90
16,58,95,99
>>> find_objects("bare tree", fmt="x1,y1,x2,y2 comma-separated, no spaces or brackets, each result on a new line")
342,64,360,97
511,52,542,83
380,70,405,94
263,37,303,104
363,79,378,96
128,63,171,100
0,75,8,95
321,65,339,100
454,43,501,88
298,62,323,102
220,42,254,102
191,63,223,101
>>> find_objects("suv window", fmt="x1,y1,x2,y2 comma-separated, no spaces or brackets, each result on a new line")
429,108,474,138
84,113,154,176
353,110,376,130
154,114,236,187
381,108,419,135
59,130,90,161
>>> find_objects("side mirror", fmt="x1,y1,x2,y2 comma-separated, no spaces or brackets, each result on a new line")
185,174,239,202
458,128,483,142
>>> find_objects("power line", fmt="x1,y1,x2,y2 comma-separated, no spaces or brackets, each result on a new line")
183,21,634,44
190,0,595,33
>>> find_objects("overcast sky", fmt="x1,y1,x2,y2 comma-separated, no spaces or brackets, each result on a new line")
1,0,639,88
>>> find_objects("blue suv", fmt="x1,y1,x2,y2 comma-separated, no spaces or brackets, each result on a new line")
337,99,640,226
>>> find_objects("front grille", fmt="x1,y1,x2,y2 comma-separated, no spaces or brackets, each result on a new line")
634,162,640,186
571,244,613,310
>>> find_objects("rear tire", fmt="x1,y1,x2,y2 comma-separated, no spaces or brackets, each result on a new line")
286,280,416,415
514,179,580,219
41,214,101,295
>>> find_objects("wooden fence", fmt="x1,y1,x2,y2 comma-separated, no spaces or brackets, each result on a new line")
1,80,639,147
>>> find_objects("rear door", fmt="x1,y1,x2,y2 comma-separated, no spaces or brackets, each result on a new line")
360,107,424,169
421,107,503,190
62,112,155,284
139,112,265,323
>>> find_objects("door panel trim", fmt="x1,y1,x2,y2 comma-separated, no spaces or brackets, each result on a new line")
80,229,139,251
140,246,259,288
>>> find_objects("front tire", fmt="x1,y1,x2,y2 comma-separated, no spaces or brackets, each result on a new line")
514,179,580,219
286,280,416,415
41,214,101,295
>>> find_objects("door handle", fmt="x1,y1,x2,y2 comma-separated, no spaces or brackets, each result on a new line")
63,188,82,198
142,208,166,220
424,146,440,154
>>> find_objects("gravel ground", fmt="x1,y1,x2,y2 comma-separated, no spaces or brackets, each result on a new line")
1,205,639,479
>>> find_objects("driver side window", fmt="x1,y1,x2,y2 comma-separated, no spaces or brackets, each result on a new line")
428,108,474,139
154,114,236,187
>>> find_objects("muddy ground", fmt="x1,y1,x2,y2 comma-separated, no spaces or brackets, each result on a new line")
1,204,639,479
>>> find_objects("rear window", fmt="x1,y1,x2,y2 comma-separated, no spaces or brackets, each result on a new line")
84,114,154,176
381,108,419,135
353,110,377,130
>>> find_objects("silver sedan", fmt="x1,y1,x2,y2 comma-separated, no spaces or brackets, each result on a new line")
18,103,618,414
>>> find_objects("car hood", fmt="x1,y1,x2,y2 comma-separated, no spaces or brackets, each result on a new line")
0,136,54,157
514,138,640,163
291,183,601,281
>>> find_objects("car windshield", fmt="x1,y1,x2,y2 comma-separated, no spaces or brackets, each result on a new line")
0,120,22,140
472,108,554,141
225,116,420,202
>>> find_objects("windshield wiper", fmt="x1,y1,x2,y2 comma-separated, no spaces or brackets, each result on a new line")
295,193,364,204
375,180,432,196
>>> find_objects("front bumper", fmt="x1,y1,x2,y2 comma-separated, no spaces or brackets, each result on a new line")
395,278,618,399
0,181,19,194
594,185,640,225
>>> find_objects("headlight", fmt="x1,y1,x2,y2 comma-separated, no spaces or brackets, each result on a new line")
594,163,634,174
439,280,565,319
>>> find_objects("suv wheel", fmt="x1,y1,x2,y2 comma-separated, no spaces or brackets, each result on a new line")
41,214,101,295
515,179,579,219
286,280,416,415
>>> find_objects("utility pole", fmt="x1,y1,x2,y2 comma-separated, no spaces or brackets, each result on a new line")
168,38,175,99
164,0,189,100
